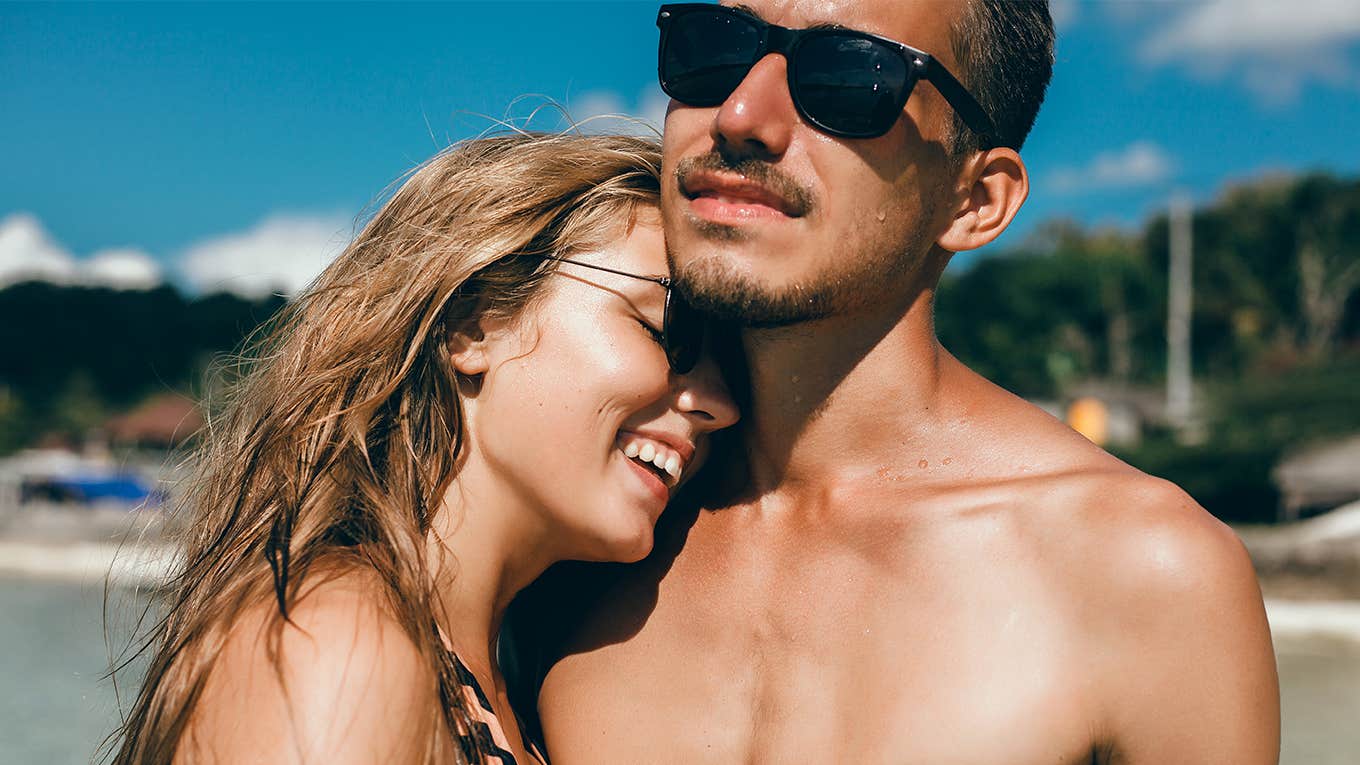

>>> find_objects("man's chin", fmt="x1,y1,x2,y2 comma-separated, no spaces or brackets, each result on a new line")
672,258,835,328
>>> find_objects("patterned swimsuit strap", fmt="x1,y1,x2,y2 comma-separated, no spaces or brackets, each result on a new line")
450,651,547,765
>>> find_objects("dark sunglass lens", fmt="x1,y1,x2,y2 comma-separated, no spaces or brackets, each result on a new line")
661,9,761,106
795,35,910,136
664,290,703,375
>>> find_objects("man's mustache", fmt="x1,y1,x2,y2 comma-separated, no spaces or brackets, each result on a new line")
674,152,817,218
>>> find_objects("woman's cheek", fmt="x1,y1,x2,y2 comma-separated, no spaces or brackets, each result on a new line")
589,329,669,399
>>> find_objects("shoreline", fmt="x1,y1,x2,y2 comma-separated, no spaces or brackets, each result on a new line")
0,539,181,589
4,501,1359,639
2,538,1358,643
1265,599,1360,643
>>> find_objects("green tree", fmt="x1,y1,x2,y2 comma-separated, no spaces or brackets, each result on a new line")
52,371,107,438
939,223,1155,397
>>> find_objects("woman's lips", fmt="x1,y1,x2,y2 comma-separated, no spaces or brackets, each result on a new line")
617,432,692,481
621,451,671,506
616,432,691,508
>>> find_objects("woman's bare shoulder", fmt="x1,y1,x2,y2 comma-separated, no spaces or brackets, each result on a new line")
178,568,440,764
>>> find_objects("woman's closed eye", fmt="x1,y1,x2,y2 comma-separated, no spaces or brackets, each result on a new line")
638,319,666,349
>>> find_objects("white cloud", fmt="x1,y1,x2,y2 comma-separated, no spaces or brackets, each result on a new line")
568,87,670,136
1049,0,1078,30
1145,0,1360,54
1142,0,1360,104
0,212,78,286
0,212,162,289
178,213,352,298
1049,141,1175,193
0,210,356,297
86,248,163,290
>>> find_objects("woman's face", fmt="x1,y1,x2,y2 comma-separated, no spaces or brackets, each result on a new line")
458,209,740,563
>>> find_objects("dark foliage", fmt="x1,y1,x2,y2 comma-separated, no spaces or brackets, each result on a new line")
0,282,284,451
940,172,1360,399
938,172,1360,523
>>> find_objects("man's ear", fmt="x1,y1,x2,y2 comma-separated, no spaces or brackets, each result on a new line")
937,147,1029,254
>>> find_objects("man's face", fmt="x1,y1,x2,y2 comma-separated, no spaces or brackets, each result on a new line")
661,0,970,326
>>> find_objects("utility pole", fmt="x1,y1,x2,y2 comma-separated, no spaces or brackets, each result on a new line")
1166,193,1194,434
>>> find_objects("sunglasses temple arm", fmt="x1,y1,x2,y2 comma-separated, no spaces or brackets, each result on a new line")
532,254,670,287
921,60,1000,148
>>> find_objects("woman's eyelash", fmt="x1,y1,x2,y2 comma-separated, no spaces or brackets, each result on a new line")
639,320,665,346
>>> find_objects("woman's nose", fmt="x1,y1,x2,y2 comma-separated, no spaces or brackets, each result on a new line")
674,351,741,432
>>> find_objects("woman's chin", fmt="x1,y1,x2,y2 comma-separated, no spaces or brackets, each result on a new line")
575,515,656,564
610,531,655,564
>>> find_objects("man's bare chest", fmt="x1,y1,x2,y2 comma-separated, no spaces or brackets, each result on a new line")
544,536,1105,765
692,585,1091,757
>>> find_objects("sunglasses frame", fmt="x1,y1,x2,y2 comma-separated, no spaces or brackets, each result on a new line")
657,3,1000,145
531,254,702,375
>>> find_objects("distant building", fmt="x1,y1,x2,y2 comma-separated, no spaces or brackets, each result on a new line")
1273,434,1360,521
1057,381,1163,448
104,393,203,450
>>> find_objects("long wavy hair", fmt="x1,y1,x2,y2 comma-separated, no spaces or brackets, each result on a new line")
107,132,663,764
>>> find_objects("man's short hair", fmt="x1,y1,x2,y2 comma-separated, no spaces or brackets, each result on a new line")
949,0,1055,153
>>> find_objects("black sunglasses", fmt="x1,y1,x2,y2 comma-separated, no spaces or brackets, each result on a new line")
533,255,703,375
656,3,999,144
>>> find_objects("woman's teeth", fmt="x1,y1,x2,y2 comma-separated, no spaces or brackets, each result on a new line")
621,438,684,483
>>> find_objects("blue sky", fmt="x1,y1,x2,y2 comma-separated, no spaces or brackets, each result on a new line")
2,1,1359,295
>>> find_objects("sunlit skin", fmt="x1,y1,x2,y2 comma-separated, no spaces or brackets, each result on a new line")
534,1,1280,764
180,212,739,765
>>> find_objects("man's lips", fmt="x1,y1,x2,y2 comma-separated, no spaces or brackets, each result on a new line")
680,171,807,219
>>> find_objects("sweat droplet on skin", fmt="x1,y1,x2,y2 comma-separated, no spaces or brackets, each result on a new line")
876,210,887,223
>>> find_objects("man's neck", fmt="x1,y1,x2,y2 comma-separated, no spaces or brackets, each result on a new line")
740,284,949,497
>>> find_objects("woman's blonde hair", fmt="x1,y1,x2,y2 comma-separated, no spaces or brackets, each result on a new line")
109,132,663,764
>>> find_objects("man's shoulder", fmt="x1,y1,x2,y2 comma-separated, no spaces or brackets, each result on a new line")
997,467,1276,756
904,424,1259,630
1060,469,1253,595
935,367,1245,585
1031,470,1279,760
1029,469,1271,686
1004,464,1256,605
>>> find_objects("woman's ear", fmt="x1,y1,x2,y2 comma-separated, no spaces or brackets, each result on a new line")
448,322,492,377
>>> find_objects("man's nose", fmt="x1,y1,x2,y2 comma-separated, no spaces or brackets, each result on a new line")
711,54,798,159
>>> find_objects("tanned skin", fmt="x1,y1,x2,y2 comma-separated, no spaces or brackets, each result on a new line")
526,1,1280,763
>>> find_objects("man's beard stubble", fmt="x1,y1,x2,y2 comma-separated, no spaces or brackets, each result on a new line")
667,154,940,330
670,250,836,329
